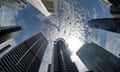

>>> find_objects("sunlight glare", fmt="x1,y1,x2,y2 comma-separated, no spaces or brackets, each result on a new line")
67,37,84,53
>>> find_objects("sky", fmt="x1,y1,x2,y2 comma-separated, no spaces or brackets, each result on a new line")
1,0,120,72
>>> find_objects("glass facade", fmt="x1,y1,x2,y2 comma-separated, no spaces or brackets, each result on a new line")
0,32,48,72
88,18,120,33
77,43,120,72
50,38,78,72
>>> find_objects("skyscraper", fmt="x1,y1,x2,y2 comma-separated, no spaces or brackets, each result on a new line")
0,26,21,44
102,0,120,7
0,0,27,9
0,32,48,72
110,5,120,18
50,38,78,72
0,26,21,55
101,0,120,18
77,42,120,72
41,0,59,13
28,0,59,16
87,18,120,33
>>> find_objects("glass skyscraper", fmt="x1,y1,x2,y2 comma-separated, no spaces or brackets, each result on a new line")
49,38,78,72
88,18,120,33
77,42,120,72
0,32,48,72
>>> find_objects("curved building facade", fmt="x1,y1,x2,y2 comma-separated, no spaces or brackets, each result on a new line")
50,38,78,72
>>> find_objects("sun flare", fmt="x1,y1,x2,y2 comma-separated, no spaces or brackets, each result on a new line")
66,37,84,53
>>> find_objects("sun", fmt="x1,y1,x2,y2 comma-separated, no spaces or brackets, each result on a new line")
66,37,84,53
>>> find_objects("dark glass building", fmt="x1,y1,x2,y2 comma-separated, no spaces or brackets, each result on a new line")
108,0,120,7
0,32,48,72
0,26,21,44
88,18,120,33
102,0,120,17
50,38,78,72
0,44,11,54
77,42,120,72
110,5,120,18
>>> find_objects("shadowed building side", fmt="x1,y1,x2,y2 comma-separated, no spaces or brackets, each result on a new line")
0,0,27,9
101,0,120,18
101,0,120,6
0,32,48,72
77,42,120,72
49,38,78,72
88,18,120,33
0,26,22,44
41,0,59,13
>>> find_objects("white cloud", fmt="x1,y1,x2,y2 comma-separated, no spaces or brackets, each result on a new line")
37,13,48,21
93,8,97,19
0,7,18,26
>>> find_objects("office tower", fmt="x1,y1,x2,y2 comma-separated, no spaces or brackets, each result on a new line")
101,0,120,18
77,42,120,72
0,25,20,57
0,43,11,53
41,0,59,13
0,26,21,44
110,5,120,18
87,18,120,33
50,38,78,72
0,0,27,9
102,0,120,7
0,32,48,72
109,0,120,18
0,24,18,53
28,0,59,16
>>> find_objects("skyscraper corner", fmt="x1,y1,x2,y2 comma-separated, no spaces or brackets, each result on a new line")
0,32,48,72
28,0,59,16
